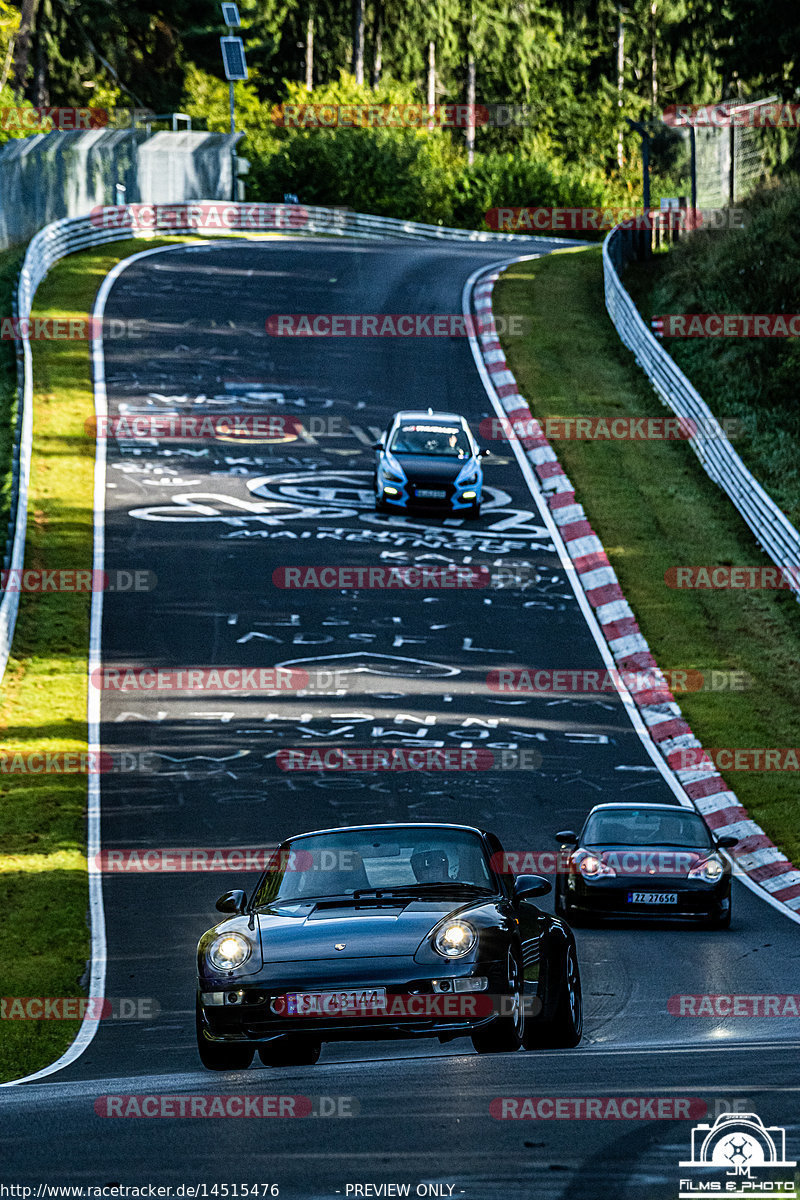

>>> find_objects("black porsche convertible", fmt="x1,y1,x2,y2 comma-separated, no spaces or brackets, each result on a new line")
196,822,582,1069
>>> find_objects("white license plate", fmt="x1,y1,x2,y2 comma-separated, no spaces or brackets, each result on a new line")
416,488,446,499
285,988,387,1016
628,892,678,905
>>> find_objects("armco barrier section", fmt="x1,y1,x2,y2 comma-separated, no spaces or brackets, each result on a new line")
0,202,569,686
603,223,800,600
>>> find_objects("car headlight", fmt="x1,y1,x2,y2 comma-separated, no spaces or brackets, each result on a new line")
208,932,252,971
577,852,616,878
380,454,406,483
433,920,477,958
458,470,479,486
688,856,724,882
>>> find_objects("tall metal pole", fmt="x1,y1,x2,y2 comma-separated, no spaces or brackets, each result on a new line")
229,80,236,201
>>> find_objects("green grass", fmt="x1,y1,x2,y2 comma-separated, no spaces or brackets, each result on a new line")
493,246,800,866
0,236,194,1083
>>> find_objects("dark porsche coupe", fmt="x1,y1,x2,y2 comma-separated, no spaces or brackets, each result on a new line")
196,822,582,1069
554,802,737,927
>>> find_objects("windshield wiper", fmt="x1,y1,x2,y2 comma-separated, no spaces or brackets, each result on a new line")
352,882,494,899
252,893,382,909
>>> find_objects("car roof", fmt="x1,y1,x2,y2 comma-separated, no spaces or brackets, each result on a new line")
391,411,467,424
285,821,490,842
585,803,701,815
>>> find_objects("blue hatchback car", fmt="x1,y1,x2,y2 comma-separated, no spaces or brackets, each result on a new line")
373,410,487,518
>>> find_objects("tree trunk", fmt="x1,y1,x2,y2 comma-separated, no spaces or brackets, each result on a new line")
32,32,48,106
352,0,364,85
305,11,313,91
11,0,40,96
650,0,657,112
466,52,475,165
371,0,382,87
0,33,16,93
427,39,435,127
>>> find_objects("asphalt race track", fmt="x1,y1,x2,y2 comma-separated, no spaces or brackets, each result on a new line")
1,238,798,1198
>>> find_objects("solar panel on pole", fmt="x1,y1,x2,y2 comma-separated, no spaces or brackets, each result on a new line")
220,37,248,81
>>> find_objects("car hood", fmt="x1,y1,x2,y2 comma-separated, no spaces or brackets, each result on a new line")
255,898,472,961
393,455,473,482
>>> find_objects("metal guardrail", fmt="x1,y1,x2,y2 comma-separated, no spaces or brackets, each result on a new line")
603,223,800,601
0,202,570,686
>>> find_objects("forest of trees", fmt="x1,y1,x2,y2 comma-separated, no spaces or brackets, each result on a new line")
0,0,798,221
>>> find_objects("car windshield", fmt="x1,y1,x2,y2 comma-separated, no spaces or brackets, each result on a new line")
252,827,496,905
389,423,470,458
582,808,712,849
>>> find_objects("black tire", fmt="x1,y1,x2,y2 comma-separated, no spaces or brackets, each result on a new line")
196,1001,255,1071
705,904,732,930
523,940,582,1050
258,1036,322,1067
465,503,481,521
471,950,524,1054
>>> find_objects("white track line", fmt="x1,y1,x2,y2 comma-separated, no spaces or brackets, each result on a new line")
0,243,216,1087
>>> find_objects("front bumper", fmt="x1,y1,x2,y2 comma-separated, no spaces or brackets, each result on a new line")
377,478,481,512
566,876,730,919
197,961,507,1043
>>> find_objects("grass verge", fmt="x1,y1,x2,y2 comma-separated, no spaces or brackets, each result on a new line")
0,236,195,1083
494,246,800,866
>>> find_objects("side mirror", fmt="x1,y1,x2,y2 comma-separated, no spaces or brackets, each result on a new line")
478,447,491,458
716,835,738,850
514,874,552,901
216,889,246,915
555,830,579,845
